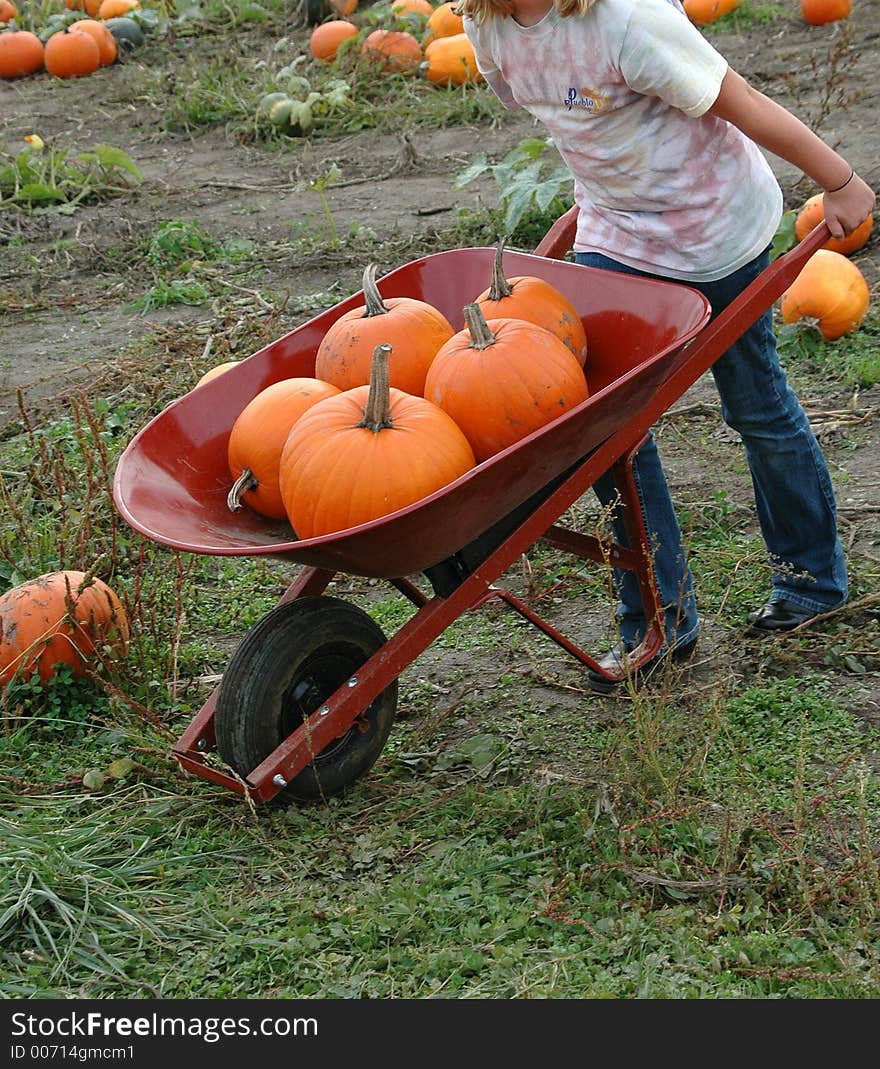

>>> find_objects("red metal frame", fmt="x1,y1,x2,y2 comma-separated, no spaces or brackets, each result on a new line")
145,214,831,803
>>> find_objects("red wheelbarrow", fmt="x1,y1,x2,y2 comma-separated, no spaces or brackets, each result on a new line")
113,212,831,803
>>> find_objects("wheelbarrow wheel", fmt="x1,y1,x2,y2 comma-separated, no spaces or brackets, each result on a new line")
214,596,398,801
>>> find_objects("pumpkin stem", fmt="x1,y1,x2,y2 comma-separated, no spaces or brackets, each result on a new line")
462,302,497,350
487,238,513,301
227,468,259,512
361,263,390,318
358,344,394,433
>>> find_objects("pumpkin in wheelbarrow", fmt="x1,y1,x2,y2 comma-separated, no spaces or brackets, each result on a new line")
227,377,341,520
280,343,476,539
472,239,588,366
424,302,589,463
315,262,454,396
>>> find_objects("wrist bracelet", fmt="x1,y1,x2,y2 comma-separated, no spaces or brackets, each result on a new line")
825,168,855,194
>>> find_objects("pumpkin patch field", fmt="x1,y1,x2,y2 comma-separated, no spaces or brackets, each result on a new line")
1,1,880,1001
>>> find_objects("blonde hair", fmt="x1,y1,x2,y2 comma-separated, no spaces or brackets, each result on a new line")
456,0,597,21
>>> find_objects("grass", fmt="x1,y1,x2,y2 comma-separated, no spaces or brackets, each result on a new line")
2,226,877,995
1,0,879,1001
1,382,878,998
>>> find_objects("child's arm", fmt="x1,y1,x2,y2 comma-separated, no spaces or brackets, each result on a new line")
707,68,875,240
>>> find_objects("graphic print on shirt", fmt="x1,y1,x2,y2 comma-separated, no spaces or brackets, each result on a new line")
564,87,611,113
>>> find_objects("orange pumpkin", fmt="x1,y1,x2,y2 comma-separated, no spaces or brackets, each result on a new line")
44,27,101,78
280,344,475,539
473,240,587,366
329,0,357,14
424,303,590,462
315,263,454,396
196,360,239,386
780,249,870,341
0,2,18,24
66,0,103,15
70,18,117,66
683,0,739,24
97,0,140,17
0,571,129,686
423,32,481,85
794,193,873,257
801,0,851,24
425,2,463,44
227,377,342,519
0,26,44,78
309,19,358,62
360,29,422,75
392,0,434,17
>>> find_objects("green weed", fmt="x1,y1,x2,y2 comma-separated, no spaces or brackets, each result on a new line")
454,137,574,248
0,139,142,214
777,309,880,389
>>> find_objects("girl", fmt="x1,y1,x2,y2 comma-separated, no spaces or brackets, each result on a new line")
459,0,875,691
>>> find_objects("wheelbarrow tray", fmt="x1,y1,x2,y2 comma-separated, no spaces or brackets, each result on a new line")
113,246,712,580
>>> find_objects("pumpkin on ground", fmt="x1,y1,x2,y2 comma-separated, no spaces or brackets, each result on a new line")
794,193,873,257
472,240,588,366
329,0,358,14
315,263,454,396
44,27,101,78
391,0,433,17
425,1,463,44
66,0,103,15
683,0,739,24
70,18,118,66
280,344,476,539
424,302,590,462
360,29,422,75
309,19,358,62
0,26,44,78
0,571,129,686
780,249,870,341
103,15,144,53
227,377,342,519
97,0,140,18
0,2,18,24
423,32,481,85
800,0,851,24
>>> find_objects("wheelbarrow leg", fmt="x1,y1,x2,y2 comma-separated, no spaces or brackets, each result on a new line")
597,446,667,684
487,443,665,686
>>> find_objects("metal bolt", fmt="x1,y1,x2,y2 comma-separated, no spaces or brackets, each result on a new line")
272,774,287,788
347,676,358,687
319,706,330,717
196,738,207,751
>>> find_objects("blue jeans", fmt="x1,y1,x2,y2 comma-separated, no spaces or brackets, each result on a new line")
575,248,848,650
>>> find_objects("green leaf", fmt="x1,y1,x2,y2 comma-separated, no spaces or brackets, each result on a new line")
454,154,490,188
503,185,538,235
17,182,66,204
771,209,797,260
80,145,143,181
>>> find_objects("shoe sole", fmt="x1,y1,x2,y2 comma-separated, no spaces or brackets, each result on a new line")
587,639,698,695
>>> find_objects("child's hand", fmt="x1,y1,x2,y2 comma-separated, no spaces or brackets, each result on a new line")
823,172,876,239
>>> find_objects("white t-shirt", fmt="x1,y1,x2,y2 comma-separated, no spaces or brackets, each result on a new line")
464,0,783,281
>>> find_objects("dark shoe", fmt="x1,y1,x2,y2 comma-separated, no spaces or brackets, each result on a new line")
587,636,699,694
745,598,821,636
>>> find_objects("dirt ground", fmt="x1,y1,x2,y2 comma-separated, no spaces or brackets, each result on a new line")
1,2,878,732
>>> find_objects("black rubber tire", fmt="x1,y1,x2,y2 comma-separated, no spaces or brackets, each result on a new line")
214,597,397,801
306,0,326,25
